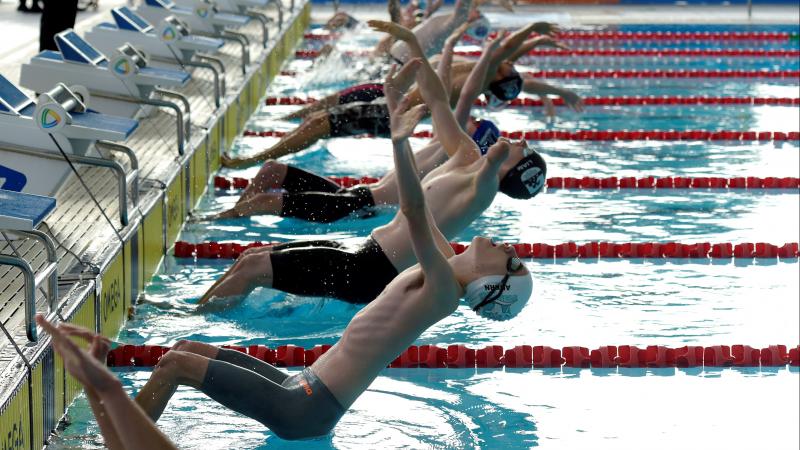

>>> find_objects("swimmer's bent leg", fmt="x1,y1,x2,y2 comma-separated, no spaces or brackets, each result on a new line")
200,362,344,440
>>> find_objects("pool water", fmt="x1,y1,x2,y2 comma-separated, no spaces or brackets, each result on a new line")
52,21,800,450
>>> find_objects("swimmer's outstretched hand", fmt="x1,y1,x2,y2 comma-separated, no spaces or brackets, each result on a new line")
532,21,560,37
368,20,414,42
384,59,422,105
35,315,121,393
388,94,428,141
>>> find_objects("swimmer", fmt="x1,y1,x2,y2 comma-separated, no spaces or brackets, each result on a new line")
201,33,545,306
222,20,543,168
284,21,470,121
134,84,533,441
205,35,501,224
35,315,179,450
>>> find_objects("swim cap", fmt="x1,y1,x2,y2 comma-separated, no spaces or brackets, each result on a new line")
466,14,491,41
471,119,499,155
487,72,523,102
463,258,532,321
498,148,547,199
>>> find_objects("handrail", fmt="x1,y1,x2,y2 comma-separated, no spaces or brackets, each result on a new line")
183,60,222,107
91,91,187,156
196,31,249,74
154,88,192,145
0,143,135,226
266,0,283,29
96,141,140,206
195,54,227,97
15,229,59,310
245,10,270,47
0,255,37,341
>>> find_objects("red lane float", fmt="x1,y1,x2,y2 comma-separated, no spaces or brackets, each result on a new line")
243,128,800,142
296,49,800,59
175,240,800,260
281,69,798,80
107,344,799,369
526,69,800,79
307,31,796,42
213,175,800,192
265,95,800,107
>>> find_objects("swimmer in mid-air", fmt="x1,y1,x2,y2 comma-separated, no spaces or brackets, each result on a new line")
202,32,503,224
199,27,546,307
222,20,571,168
133,77,533,440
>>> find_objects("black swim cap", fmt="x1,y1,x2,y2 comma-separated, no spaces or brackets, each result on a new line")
488,72,523,102
498,148,547,199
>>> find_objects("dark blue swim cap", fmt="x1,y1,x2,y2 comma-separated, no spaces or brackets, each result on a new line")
488,72,523,102
471,120,500,155
499,148,547,199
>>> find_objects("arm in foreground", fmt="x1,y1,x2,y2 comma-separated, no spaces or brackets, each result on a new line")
36,315,178,450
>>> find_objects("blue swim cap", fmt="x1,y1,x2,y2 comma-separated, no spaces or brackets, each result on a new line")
471,119,500,155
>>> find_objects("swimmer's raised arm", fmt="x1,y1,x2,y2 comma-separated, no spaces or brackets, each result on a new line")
36,315,178,450
438,22,471,95
385,78,452,273
453,34,503,127
371,21,477,160
508,35,569,63
389,0,402,23
486,22,547,74
523,77,584,113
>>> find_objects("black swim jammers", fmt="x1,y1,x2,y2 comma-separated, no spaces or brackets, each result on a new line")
200,348,345,440
328,100,391,138
269,237,398,303
280,185,376,223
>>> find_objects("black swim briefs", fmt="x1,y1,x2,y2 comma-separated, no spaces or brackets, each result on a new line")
269,237,398,303
338,83,385,105
280,185,375,223
200,349,345,440
327,100,390,138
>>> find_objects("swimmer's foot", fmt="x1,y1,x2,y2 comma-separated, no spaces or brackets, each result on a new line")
186,212,218,223
195,295,246,314
221,153,252,168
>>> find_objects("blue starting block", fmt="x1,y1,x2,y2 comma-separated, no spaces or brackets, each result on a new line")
0,189,57,231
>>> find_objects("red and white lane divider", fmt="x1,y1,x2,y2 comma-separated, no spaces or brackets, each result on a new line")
264,95,800,107
213,175,800,192
174,240,800,260
295,49,800,59
107,343,799,369
526,69,800,79
278,69,800,79
304,31,798,42
243,128,800,142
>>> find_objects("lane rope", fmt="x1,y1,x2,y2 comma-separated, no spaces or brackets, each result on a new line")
174,240,800,260
242,129,800,141
280,70,800,79
524,69,800,79
107,343,800,369
295,49,800,59
264,95,800,107
213,175,800,192
303,31,799,42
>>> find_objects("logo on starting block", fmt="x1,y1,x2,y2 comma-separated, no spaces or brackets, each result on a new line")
40,108,61,129
114,59,132,76
161,26,177,41
195,7,209,18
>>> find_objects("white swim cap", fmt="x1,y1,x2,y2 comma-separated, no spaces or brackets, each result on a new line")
463,258,532,321
466,14,491,41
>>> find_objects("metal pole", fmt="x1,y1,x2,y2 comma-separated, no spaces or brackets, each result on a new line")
747,0,752,19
